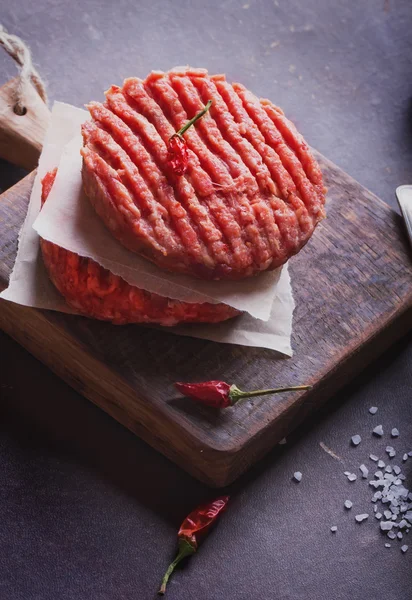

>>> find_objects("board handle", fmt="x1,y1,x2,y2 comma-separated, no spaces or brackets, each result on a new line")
0,77,50,171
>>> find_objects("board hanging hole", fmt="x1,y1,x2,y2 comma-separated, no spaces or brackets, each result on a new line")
13,103,27,116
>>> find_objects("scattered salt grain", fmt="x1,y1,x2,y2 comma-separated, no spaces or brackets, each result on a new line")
359,464,369,478
378,460,385,469
397,532,403,540
330,526,337,532
399,520,408,529
401,545,409,553
293,471,302,482
373,425,384,437
347,473,357,482
380,521,393,531
408,451,412,457
391,428,399,438
355,514,369,523
351,435,361,446
384,510,392,520
344,500,353,510
369,406,378,415
403,454,408,462
369,454,379,462
375,513,382,519
393,466,401,475
387,530,396,539
279,438,287,445
385,543,391,548
385,465,393,474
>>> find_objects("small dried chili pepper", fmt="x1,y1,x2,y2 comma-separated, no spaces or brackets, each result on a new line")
167,100,212,176
175,380,311,408
158,495,229,595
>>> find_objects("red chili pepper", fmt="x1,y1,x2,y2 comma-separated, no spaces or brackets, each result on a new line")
175,380,311,408
166,100,212,176
159,496,229,595
166,135,190,176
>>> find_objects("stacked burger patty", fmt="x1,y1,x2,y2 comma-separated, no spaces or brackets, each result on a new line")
40,68,326,325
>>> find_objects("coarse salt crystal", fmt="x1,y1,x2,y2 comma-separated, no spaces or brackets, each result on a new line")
344,500,353,509
330,526,337,532
351,435,361,446
373,425,384,437
359,464,369,478
355,514,369,523
401,545,408,553
293,471,302,482
369,406,378,414
391,428,399,437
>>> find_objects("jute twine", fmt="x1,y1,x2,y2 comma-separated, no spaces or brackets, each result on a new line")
0,24,47,115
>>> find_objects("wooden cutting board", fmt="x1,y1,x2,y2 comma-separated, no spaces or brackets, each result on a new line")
0,82,411,487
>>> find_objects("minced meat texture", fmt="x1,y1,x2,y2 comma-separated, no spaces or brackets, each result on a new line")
40,169,239,326
81,67,326,280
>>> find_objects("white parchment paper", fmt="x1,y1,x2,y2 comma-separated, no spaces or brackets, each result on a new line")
1,102,295,353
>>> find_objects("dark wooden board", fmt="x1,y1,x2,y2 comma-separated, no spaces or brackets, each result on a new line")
1,157,411,487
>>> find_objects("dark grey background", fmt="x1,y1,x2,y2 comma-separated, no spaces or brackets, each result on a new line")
0,1,411,599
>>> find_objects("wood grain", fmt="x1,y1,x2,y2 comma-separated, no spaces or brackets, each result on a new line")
0,78,50,170
0,158,411,486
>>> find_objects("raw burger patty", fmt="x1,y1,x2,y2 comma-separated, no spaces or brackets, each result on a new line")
40,169,239,326
81,67,327,280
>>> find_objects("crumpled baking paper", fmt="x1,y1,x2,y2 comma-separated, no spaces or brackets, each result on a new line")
1,102,295,354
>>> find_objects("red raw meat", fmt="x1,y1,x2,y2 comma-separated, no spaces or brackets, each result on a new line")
40,169,239,325
81,67,326,280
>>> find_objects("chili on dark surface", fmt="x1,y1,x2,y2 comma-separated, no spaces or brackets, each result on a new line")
166,100,212,175
158,495,229,595
174,380,312,408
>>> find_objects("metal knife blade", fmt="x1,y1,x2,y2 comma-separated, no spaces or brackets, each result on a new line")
396,185,412,247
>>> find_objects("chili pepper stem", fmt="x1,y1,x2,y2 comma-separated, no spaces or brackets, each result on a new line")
176,100,212,137
229,384,311,403
158,538,196,595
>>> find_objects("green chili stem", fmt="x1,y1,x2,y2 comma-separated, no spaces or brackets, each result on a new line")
158,539,196,595
229,384,311,403
176,100,212,137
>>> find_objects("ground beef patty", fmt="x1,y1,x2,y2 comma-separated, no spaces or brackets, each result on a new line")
40,169,239,326
81,67,327,280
